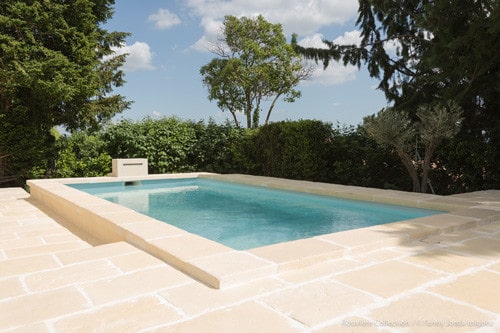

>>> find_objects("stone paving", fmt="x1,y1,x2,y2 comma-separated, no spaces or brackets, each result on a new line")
1,181,499,332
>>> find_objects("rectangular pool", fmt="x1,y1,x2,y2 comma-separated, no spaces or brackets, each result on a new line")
70,178,443,250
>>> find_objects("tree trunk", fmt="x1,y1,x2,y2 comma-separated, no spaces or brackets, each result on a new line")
265,94,281,125
229,110,240,128
420,141,439,193
245,92,252,129
397,149,421,192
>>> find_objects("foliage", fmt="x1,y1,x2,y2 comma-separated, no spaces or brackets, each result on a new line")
327,125,408,190
433,134,499,194
54,132,111,178
38,117,496,195
0,0,130,181
364,101,463,192
247,120,332,181
190,119,250,173
293,1,498,128
103,117,197,174
200,15,310,129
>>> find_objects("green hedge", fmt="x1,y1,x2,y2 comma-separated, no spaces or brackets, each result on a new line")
45,117,496,194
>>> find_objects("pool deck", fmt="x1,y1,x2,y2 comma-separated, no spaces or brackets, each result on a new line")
1,174,499,332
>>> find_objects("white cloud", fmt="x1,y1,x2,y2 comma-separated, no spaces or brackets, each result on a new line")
298,33,328,48
333,30,361,46
186,0,358,52
190,17,224,52
110,42,155,72
304,61,358,86
148,8,181,30
297,32,360,86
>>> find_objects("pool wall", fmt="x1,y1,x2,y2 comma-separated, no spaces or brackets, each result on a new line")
27,173,496,289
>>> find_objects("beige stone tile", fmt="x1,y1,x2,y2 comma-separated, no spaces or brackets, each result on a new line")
334,261,443,298
249,238,345,271
156,301,303,333
357,249,405,263
402,249,489,273
1,255,60,278
0,287,89,329
0,237,45,251
24,260,121,292
420,230,481,245
99,210,153,226
0,230,19,241
318,228,404,253
419,197,474,211
42,233,84,244
0,277,25,299
149,234,232,263
404,214,478,232
447,237,500,259
1,223,66,239
487,262,500,273
278,258,363,284
56,242,139,265
368,293,495,333
263,280,375,327
374,220,443,243
82,266,191,305
108,251,164,272
160,278,285,315
448,208,500,223
474,222,500,234
4,241,88,259
1,322,51,333
430,270,500,313
187,251,276,289
371,190,432,207
123,220,185,241
16,225,70,239
54,296,181,332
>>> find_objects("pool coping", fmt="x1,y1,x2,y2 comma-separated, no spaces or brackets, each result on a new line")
27,173,499,289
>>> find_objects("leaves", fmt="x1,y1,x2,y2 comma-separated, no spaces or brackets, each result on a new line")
200,15,310,128
0,0,130,179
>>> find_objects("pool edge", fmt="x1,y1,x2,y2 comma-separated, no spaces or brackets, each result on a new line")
27,173,498,289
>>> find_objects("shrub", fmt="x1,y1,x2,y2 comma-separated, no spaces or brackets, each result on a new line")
54,131,111,178
248,120,333,181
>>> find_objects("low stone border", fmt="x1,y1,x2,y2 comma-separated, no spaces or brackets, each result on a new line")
27,173,499,289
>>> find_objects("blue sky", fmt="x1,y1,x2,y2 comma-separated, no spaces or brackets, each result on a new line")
104,0,388,126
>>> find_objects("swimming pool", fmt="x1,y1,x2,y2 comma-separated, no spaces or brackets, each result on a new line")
70,178,443,250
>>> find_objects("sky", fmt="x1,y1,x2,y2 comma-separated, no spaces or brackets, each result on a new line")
103,0,389,127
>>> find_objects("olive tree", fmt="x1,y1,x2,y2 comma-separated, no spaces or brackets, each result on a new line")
364,100,463,193
200,15,311,128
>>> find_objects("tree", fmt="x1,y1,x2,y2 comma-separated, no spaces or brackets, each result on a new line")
200,15,310,129
293,0,499,139
364,100,462,193
0,0,130,181
293,1,498,192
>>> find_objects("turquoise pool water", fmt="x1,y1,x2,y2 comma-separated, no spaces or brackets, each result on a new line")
70,178,443,250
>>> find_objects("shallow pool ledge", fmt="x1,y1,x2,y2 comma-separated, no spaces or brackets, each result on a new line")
27,173,497,289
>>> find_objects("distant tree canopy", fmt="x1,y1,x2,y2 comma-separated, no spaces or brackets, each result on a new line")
200,15,311,129
293,0,499,138
0,0,130,181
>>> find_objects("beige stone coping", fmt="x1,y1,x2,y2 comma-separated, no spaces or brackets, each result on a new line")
27,173,498,289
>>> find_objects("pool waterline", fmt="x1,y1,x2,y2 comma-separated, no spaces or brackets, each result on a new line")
27,173,480,289
69,178,444,250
